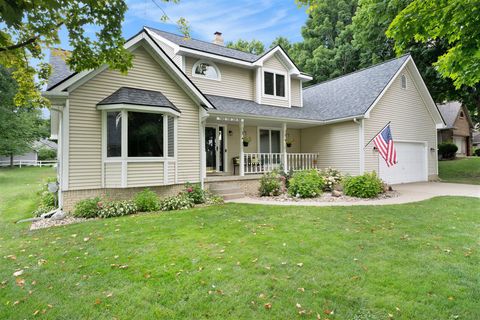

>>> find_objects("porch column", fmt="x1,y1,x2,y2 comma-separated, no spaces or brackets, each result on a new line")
282,122,288,172
239,119,245,176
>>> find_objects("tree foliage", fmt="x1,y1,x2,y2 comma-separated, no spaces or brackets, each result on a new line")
0,0,184,108
226,39,265,55
0,67,46,165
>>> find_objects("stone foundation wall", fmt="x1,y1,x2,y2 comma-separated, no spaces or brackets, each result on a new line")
62,177,262,213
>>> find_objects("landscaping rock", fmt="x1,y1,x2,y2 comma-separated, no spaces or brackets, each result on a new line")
332,190,342,197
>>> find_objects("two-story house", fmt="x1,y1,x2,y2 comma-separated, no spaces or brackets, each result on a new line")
44,27,444,211
437,101,474,156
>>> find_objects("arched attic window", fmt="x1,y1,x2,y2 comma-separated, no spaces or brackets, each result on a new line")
401,74,407,89
192,60,221,80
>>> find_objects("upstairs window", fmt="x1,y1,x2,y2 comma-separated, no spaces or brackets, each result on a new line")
264,71,285,97
459,111,465,118
192,60,220,80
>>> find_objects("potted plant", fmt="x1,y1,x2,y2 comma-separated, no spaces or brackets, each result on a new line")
242,135,251,147
285,134,294,148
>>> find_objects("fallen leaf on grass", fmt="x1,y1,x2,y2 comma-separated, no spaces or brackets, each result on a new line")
38,259,47,266
33,310,40,316
448,296,455,300
94,299,101,305
258,293,266,299
15,278,25,287
296,303,302,308
264,302,272,310
298,287,305,292
13,300,20,306
83,237,90,242
5,255,16,260
13,270,24,277
106,292,113,298
252,258,258,263
324,309,334,315
296,263,303,267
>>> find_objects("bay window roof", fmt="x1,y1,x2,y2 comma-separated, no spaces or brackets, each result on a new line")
97,87,181,113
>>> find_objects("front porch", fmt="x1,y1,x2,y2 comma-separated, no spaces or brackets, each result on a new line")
202,116,319,178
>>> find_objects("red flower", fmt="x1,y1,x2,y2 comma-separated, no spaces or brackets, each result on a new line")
187,187,193,193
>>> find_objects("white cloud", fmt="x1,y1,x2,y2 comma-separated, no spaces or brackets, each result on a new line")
126,0,306,44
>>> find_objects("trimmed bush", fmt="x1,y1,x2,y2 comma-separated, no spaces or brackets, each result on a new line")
38,148,57,161
98,200,138,218
204,192,224,205
73,197,102,218
160,193,194,211
343,172,383,198
438,142,458,159
288,169,325,198
474,148,480,157
183,182,206,204
134,188,160,212
319,167,343,191
259,171,282,196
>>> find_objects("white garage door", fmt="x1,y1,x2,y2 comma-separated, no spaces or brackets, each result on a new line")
379,141,427,184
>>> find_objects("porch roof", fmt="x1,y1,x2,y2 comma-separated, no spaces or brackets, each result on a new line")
206,95,325,123
97,87,180,112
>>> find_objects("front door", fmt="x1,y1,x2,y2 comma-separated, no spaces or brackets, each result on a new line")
205,127,217,172
205,126,226,172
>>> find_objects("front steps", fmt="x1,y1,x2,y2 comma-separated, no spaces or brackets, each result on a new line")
208,183,245,200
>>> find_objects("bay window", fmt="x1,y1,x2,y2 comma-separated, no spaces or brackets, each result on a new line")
105,110,176,159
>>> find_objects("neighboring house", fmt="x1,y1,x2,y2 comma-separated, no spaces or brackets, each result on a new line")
0,139,57,165
44,27,444,211
437,101,474,156
473,131,480,148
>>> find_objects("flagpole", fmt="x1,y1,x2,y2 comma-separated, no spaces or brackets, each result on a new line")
364,121,391,149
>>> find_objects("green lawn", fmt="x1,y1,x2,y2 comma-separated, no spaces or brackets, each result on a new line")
1,167,479,319
438,157,480,185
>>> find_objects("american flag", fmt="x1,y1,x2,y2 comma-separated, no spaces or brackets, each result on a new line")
373,124,397,167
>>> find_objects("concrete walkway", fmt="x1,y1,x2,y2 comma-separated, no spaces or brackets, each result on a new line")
228,182,480,207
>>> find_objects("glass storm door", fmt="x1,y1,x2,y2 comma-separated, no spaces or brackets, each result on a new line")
205,127,217,172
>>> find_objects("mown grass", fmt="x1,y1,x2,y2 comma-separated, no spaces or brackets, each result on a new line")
0,167,479,319
439,157,480,185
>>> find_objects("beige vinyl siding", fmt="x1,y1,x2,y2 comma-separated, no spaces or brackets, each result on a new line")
291,79,301,107
105,162,122,187
263,55,288,71
364,66,438,176
301,122,360,175
168,161,176,184
127,162,164,187
68,44,200,190
185,57,254,100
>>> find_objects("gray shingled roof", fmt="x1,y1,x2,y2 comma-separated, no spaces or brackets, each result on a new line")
302,55,410,121
98,87,180,112
208,55,410,122
437,101,462,128
47,49,75,90
146,27,260,62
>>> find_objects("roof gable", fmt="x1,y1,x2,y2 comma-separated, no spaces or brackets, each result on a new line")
437,101,473,128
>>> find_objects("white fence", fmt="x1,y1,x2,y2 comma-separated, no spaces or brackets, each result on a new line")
0,160,57,168
243,153,318,174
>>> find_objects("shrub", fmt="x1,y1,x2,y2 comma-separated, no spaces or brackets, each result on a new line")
288,169,325,198
204,191,224,205
159,193,194,211
183,182,206,204
98,200,138,218
474,148,480,156
438,142,458,159
343,172,383,198
134,188,160,212
319,167,343,191
38,148,57,161
32,177,57,217
73,197,102,218
259,171,282,196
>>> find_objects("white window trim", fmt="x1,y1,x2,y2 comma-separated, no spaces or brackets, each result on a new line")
101,109,178,188
262,68,288,101
191,60,222,81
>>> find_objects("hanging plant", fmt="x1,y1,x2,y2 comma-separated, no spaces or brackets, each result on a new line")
285,134,294,148
242,135,251,147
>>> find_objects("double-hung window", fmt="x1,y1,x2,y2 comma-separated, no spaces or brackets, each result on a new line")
106,111,176,159
264,71,286,97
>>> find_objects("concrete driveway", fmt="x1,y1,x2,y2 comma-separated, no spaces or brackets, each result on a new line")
230,182,480,207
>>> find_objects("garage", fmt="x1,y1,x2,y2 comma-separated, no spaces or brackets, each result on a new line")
379,141,428,184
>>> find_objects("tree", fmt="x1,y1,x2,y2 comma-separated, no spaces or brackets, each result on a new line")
0,67,45,166
226,39,265,55
386,0,480,121
295,0,359,83
0,0,185,108
270,36,293,52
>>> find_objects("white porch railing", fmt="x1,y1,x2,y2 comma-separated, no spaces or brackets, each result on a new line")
0,160,57,168
242,153,318,174
287,153,318,171
244,153,282,174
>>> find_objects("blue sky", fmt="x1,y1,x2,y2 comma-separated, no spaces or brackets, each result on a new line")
58,0,308,49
